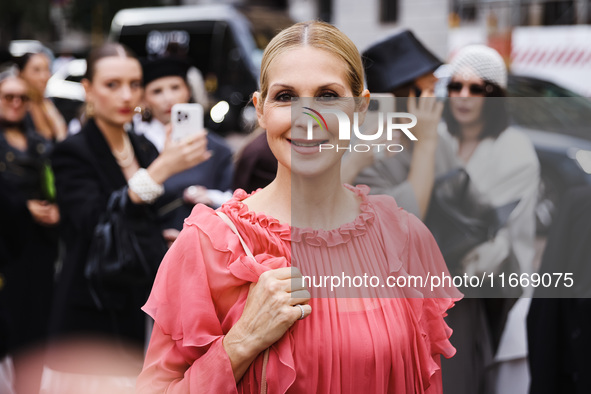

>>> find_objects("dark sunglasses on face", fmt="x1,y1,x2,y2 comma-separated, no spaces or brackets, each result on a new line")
447,81,491,96
0,94,30,104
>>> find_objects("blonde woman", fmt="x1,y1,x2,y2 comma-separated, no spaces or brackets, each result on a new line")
138,22,461,393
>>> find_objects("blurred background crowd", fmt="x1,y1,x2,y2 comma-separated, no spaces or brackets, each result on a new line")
0,1,590,394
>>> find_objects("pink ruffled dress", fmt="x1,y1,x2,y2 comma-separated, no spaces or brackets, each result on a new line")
137,185,462,393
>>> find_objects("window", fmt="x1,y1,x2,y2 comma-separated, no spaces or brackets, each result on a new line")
318,0,333,23
381,0,399,23
543,0,575,25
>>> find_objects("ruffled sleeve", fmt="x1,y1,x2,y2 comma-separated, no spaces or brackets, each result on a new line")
405,215,463,393
405,213,463,356
137,201,297,394
137,205,241,393
370,194,463,392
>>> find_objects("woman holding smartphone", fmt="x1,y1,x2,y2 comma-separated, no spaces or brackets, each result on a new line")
46,43,211,392
134,56,233,233
342,30,452,220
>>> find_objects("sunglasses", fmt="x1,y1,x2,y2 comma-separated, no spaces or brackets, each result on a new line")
1,94,30,104
447,81,491,96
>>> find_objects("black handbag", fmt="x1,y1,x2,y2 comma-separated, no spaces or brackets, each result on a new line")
85,187,167,310
424,168,519,274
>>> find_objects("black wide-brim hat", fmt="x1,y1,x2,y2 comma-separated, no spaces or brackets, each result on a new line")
140,56,191,87
363,30,442,93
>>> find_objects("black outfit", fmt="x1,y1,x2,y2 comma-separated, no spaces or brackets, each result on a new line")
0,127,58,356
527,186,591,394
49,119,168,346
0,177,18,358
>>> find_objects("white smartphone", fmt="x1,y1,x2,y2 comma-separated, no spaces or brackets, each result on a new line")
171,103,205,142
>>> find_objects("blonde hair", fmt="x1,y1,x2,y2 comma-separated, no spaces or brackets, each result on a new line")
258,21,365,101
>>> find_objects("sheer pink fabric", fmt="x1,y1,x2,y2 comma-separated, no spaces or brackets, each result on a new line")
137,186,462,393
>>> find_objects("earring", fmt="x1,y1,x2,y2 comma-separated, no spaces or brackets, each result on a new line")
142,107,152,121
86,102,95,118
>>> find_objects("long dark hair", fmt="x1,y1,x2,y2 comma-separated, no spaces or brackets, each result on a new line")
14,51,51,72
14,53,34,72
443,81,509,140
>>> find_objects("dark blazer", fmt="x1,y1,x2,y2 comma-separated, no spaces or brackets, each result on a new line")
50,119,166,344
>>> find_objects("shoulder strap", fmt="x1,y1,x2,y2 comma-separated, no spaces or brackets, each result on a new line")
216,210,255,260
215,210,269,394
260,349,269,394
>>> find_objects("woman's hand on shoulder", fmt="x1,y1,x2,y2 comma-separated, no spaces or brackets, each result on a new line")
147,124,212,184
223,266,311,381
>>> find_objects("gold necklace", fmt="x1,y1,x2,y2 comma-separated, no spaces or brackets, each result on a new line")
112,132,136,167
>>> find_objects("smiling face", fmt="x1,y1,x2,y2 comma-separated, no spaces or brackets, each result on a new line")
83,56,143,128
448,68,486,128
144,76,191,124
254,46,367,178
0,77,30,123
20,53,51,97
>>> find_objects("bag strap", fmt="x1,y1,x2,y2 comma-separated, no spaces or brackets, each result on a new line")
260,348,270,394
216,211,255,260
435,167,471,196
215,210,269,394
106,186,128,212
435,167,467,184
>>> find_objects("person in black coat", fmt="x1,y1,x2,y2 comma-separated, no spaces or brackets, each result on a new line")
363,30,442,98
527,185,591,394
46,43,211,385
0,74,59,394
345,30,446,220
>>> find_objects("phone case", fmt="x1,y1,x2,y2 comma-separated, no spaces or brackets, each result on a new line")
171,103,204,142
